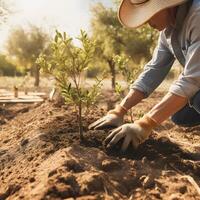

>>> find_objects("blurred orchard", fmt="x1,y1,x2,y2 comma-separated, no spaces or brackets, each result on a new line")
0,0,159,91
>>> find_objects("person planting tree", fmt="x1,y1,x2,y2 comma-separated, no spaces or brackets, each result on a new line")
89,0,200,152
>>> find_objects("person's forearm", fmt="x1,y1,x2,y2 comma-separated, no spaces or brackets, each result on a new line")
120,89,145,110
147,92,188,124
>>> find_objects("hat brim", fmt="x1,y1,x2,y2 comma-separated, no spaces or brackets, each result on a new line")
118,0,188,28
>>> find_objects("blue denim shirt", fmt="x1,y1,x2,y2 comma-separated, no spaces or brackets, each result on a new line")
131,0,200,99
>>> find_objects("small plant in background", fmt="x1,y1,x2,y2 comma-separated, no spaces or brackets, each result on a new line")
113,54,142,85
37,30,103,140
113,54,142,122
113,55,130,97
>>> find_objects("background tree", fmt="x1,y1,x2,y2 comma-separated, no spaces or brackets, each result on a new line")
6,25,50,87
90,3,158,90
0,54,20,76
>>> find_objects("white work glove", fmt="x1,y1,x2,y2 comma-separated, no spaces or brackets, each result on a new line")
104,115,158,152
89,105,127,130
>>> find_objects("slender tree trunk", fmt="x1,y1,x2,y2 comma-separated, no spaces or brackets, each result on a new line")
34,65,40,87
108,59,116,90
78,102,84,141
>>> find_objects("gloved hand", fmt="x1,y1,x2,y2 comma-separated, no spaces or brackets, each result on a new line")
104,115,158,151
89,105,127,130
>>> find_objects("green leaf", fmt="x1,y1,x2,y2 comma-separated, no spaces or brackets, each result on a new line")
64,32,67,40
68,83,71,92
55,35,58,43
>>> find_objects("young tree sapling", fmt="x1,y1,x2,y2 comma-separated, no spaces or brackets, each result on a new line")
37,30,103,140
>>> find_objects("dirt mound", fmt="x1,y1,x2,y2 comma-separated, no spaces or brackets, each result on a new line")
0,92,200,200
0,103,38,125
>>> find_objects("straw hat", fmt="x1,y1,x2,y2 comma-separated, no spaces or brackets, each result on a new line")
118,0,188,28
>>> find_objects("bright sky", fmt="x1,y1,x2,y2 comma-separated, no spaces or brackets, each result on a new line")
0,0,114,51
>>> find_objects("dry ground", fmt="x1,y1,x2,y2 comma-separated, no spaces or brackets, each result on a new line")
0,90,200,200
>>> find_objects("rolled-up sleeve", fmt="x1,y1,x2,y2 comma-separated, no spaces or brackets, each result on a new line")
169,12,200,99
130,32,175,97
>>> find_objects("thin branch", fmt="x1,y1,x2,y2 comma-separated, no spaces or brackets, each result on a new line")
182,175,200,196
168,164,200,196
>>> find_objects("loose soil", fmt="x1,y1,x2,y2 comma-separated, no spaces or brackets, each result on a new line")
0,91,200,200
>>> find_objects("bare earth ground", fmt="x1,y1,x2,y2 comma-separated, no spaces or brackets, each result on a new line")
0,91,200,200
